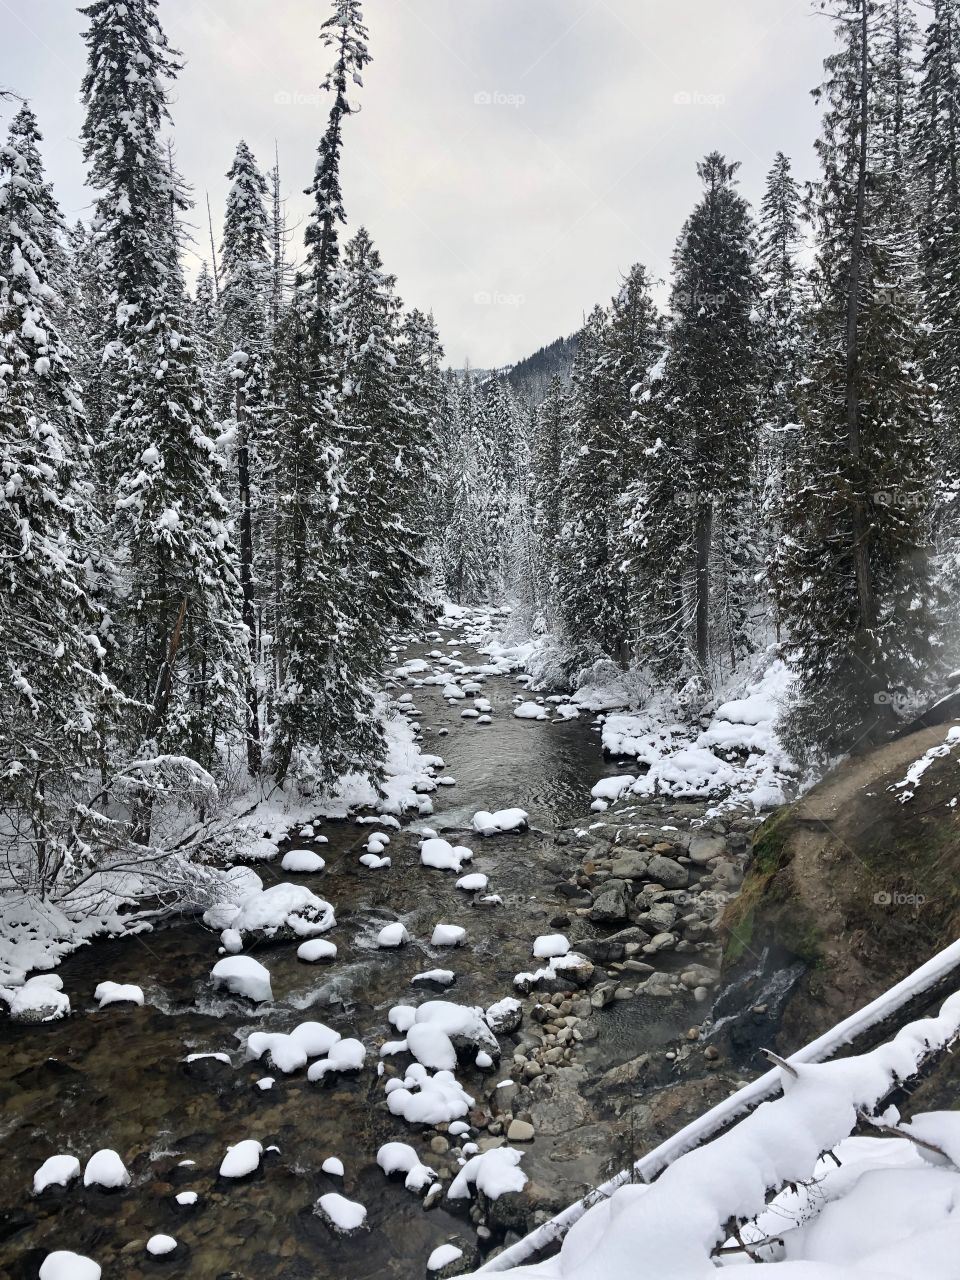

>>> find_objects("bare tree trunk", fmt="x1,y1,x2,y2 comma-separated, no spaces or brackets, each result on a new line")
695,499,713,669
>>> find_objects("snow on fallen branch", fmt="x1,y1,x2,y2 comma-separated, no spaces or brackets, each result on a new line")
477,938,960,1275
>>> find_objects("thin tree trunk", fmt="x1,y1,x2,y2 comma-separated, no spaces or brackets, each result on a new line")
237,386,262,774
695,499,713,669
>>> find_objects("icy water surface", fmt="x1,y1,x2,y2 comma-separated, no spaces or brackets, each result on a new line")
0,628,679,1279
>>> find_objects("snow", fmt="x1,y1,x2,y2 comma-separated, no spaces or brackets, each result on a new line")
428,1244,465,1272
590,776,636,802
83,1149,130,1189
360,852,392,868
39,1254,101,1280
226,882,335,939
478,966,960,1278
246,1032,307,1073
533,934,570,960
176,1190,198,1205
5,974,71,1022
94,981,144,1008
281,849,326,873
211,956,272,1003
33,1154,81,1194
387,1064,475,1125
448,1146,528,1201
289,1020,342,1057
316,1191,367,1233
431,923,467,947
472,808,529,835
146,1235,177,1256
421,837,473,872
514,701,548,720
377,1141,438,1192
413,969,456,987
297,938,338,963
307,1037,367,1079
322,1156,345,1177
378,922,410,947
457,872,489,891
219,1139,262,1178
407,1022,458,1071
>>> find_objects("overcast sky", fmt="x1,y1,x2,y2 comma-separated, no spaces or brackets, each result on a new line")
2,0,835,368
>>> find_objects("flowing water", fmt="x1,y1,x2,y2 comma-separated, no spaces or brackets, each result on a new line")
0,628,709,1280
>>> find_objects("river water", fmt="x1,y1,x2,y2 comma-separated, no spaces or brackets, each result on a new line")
0,624,715,1280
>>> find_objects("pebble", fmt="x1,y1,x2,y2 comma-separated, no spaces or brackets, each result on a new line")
506,1119,535,1142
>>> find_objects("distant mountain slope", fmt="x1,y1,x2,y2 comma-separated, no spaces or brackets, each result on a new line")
506,333,577,406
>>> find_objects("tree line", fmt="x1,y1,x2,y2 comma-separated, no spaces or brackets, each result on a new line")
0,0,443,891
436,0,960,766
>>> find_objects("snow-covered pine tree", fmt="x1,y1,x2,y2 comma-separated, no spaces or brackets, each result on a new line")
398,306,445,597
915,0,960,526
334,226,432,641
665,153,758,673
756,152,804,596
270,0,378,788
304,0,371,315
529,374,571,622
192,261,224,411
775,0,940,761
80,0,247,776
439,372,491,604
0,107,115,892
553,304,619,669
220,139,271,774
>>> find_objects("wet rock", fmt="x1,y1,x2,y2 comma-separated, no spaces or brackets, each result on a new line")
645,855,689,889
643,932,677,955
594,1054,650,1092
506,1119,535,1142
608,850,650,880
590,983,618,1010
588,881,629,923
679,964,719,990
633,901,678,933
687,834,727,865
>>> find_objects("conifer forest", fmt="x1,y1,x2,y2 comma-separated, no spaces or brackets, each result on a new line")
5,4,960,1280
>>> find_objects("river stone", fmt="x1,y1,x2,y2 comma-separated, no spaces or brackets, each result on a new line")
680,964,720,989
595,1053,650,1092
506,1119,535,1142
644,855,689,889
576,926,646,963
590,982,618,1010
588,880,629,923
639,972,676,997
644,932,677,955
687,834,727,865
608,850,650,880
633,901,678,933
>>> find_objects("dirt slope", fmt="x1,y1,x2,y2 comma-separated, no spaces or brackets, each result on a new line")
722,722,960,1048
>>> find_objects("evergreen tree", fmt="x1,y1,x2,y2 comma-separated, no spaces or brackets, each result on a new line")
757,151,805,633
775,0,939,760
664,153,758,671
304,0,371,313
915,0,960,519
221,140,271,774
80,0,246,778
0,107,115,892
